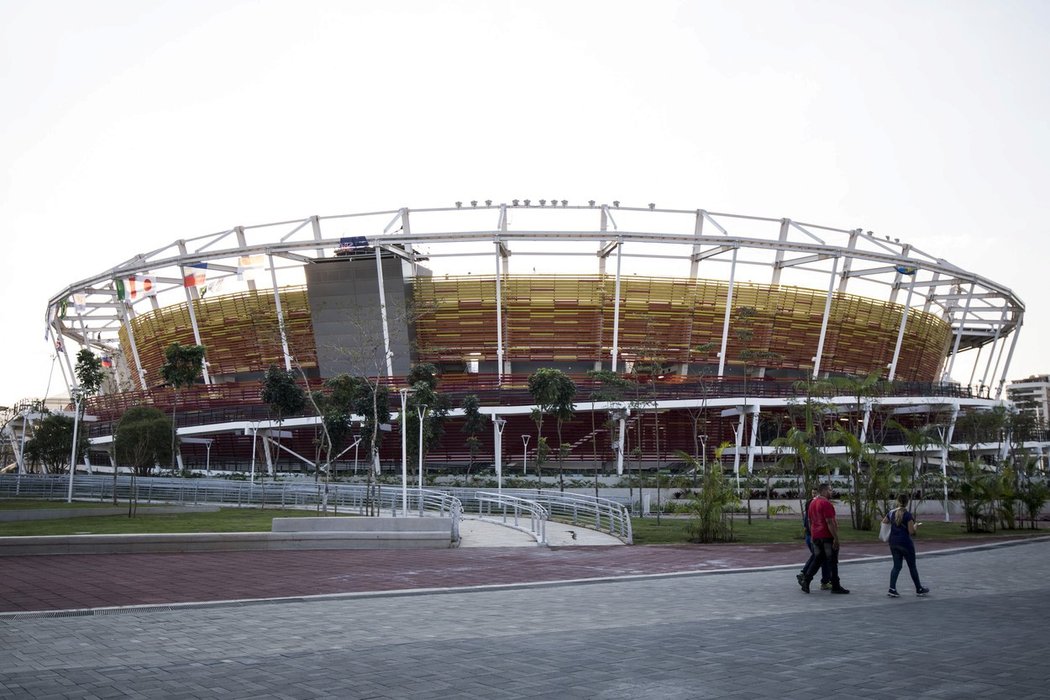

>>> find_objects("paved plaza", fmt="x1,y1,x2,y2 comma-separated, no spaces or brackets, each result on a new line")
2,537,1048,698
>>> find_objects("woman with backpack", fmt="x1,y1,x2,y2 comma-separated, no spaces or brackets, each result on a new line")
882,494,931,598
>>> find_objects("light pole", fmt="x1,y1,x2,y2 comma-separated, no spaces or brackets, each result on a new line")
399,388,411,514
351,435,361,476
417,404,428,490
493,416,507,493
697,434,708,490
66,389,83,503
521,433,531,476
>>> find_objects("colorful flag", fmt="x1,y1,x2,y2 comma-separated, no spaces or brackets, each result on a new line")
101,355,113,369
894,265,918,276
118,275,157,299
203,276,225,297
72,293,87,313
183,263,208,288
129,274,157,299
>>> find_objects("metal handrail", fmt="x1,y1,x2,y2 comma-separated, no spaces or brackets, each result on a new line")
474,492,547,545
531,489,633,544
0,475,463,541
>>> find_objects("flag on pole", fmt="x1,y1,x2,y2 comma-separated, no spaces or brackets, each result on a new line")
184,263,208,287
117,275,156,299
127,274,157,299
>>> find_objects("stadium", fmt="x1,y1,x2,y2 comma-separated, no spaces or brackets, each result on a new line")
17,201,1038,482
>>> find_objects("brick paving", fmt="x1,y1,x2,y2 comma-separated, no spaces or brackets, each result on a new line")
1,538,1048,698
0,537,1023,614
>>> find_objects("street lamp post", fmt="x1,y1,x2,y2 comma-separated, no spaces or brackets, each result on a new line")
351,435,361,476
399,388,411,514
493,416,507,493
66,389,83,503
521,433,531,476
417,404,428,490
697,434,708,490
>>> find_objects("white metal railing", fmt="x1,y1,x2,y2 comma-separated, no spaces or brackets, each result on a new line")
2,476,636,545
0,475,462,540
530,489,633,544
440,487,634,544
474,492,547,545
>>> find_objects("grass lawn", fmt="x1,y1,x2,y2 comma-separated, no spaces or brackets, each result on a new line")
0,503,334,537
3,499,1045,543
0,499,125,510
629,514,1046,545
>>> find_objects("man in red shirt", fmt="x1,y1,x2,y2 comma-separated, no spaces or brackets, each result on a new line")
798,483,850,594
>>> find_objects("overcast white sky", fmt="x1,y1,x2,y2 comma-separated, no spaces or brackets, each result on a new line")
1,0,1047,406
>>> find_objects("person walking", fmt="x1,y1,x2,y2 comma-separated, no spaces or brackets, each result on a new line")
798,483,849,594
882,494,930,598
797,488,831,590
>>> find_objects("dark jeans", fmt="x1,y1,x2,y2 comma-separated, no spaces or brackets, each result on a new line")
889,542,922,591
803,538,841,587
801,536,831,583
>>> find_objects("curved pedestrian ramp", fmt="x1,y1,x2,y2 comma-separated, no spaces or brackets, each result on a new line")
459,516,625,547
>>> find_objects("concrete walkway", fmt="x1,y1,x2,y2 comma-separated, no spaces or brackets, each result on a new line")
459,516,626,547
2,537,1048,698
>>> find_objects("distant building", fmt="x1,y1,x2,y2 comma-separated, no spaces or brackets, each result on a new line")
1008,375,1050,428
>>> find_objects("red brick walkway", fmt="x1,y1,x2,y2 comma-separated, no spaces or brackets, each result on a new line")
0,538,1024,614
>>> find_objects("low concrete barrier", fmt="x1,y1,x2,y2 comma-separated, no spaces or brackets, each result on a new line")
272,516,453,533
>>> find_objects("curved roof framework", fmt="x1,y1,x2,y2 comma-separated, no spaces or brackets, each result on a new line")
47,202,1024,398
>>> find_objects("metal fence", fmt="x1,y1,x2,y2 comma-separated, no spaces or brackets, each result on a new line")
0,475,463,539
445,487,633,544
475,492,548,544
0,475,638,544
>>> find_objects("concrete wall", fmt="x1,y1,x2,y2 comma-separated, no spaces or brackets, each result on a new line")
305,255,415,378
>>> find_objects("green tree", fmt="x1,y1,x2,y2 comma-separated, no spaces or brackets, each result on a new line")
160,342,205,473
587,369,631,497
830,371,888,529
74,349,106,398
260,364,308,476
827,424,886,530
114,405,173,517
528,368,577,491
956,459,998,532
404,363,451,485
74,348,109,498
771,426,820,495
24,413,87,474
888,418,939,504
115,406,173,477
681,443,739,543
733,305,782,523
311,373,359,476
461,394,485,483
